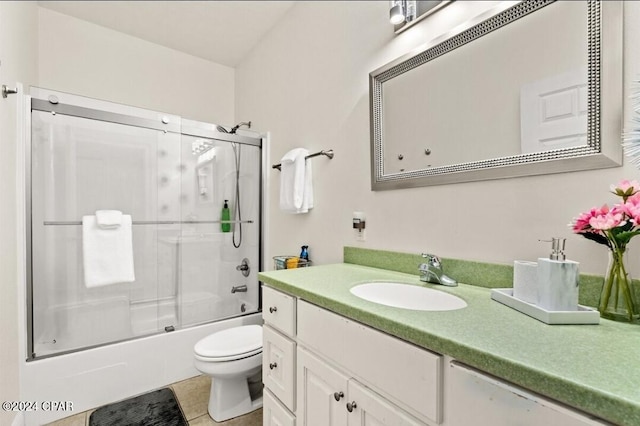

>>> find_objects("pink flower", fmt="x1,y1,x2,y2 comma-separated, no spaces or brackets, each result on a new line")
589,210,625,231
611,179,640,199
572,182,640,251
571,205,609,233
623,200,640,225
627,192,640,206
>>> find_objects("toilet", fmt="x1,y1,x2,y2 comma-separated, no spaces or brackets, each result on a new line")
193,325,263,422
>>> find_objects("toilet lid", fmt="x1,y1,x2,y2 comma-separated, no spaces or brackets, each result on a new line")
194,325,262,359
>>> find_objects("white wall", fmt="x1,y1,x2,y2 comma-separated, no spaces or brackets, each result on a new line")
0,3,38,425
236,1,640,276
38,7,235,125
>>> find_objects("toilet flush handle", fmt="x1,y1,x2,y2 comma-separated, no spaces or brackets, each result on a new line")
269,362,278,370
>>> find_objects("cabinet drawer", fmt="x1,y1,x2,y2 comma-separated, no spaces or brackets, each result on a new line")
297,300,442,424
264,389,296,426
263,286,296,337
263,325,296,411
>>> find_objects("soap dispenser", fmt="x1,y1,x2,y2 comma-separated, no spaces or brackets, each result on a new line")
537,238,579,311
221,200,231,233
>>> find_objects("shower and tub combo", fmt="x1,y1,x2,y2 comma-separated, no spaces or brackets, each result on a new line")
22,87,265,424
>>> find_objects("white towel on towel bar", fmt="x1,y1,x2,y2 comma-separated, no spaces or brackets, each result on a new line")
279,148,313,214
82,214,135,288
95,210,123,229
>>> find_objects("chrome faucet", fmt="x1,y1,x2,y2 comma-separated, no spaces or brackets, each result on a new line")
419,253,457,287
231,285,248,293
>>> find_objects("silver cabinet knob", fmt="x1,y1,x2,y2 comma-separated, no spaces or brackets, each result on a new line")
269,362,278,370
269,306,277,313
346,401,357,412
333,391,344,401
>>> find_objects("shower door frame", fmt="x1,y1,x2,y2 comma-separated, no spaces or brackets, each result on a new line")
26,94,264,361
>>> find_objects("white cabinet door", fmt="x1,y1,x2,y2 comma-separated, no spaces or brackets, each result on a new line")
347,380,425,426
447,362,609,426
297,347,349,426
298,300,441,424
264,389,296,426
264,325,297,411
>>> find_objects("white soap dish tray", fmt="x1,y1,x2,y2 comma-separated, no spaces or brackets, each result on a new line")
490,288,600,325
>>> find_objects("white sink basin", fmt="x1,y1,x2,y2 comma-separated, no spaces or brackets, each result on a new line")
350,282,467,311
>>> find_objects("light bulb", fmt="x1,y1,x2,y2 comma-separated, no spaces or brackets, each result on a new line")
389,3,405,25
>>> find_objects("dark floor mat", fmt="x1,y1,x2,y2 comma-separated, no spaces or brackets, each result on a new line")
89,388,187,426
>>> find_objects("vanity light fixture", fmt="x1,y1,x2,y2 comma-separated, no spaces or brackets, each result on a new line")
391,1,452,34
389,0,416,25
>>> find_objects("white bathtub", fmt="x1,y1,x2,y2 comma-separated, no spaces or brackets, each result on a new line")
20,312,262,425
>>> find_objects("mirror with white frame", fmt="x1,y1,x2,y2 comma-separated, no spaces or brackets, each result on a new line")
370,0,622,190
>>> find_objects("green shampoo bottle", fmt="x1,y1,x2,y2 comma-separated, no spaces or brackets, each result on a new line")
221,200,231,232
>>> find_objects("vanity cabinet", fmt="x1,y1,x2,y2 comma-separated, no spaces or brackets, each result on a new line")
263,285,607,426
263,286,438,426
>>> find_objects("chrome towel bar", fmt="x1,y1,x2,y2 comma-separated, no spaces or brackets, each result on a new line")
272,149,334,171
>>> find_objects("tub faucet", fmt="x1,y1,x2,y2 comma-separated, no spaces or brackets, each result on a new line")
419,253,457,287
231,285,248,293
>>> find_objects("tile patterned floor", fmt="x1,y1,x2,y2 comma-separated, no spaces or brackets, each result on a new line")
46,375,263,426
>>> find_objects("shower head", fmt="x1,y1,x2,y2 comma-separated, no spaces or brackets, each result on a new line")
230,121,252,134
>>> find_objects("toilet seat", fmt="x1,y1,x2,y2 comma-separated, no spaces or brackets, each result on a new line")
194,325,262,361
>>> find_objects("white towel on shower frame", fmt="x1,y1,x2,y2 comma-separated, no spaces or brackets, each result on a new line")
95,209,123,228
82,214,135,287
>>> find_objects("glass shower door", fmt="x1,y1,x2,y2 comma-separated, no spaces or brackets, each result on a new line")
30,109,181,357
178,134,261,327
28,93,263,359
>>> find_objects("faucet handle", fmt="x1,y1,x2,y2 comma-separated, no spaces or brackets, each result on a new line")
421,253,441,267
419,253,457,287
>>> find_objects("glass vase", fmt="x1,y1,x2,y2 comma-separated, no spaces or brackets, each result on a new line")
598,249,639,322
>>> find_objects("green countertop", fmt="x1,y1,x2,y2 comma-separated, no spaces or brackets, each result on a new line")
259,263,640,426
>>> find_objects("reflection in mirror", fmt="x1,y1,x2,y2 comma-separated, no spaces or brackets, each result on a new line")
370,1,622,190
385,1,586,172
